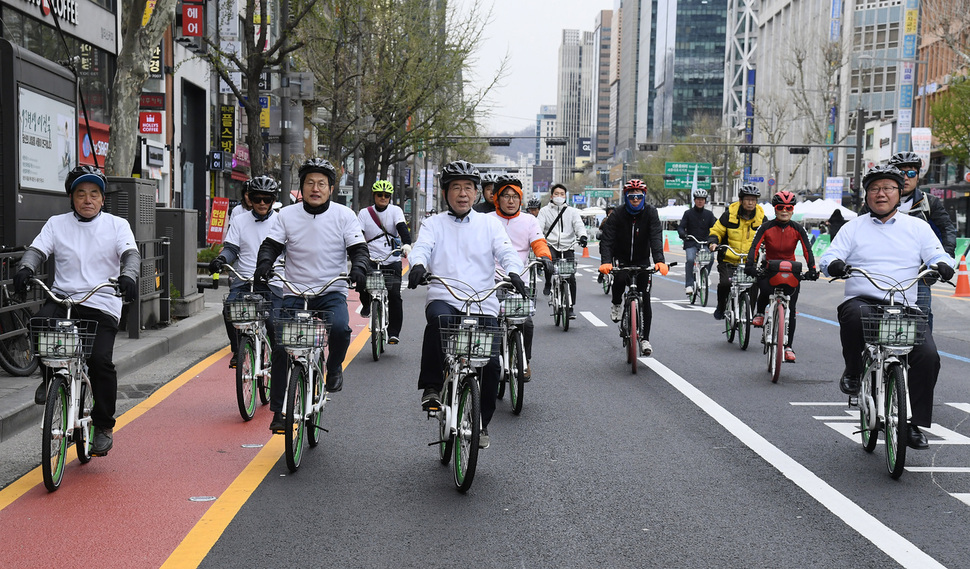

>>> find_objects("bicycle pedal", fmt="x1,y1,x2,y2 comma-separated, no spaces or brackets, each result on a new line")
427,439,447,447
309,424,329,433
847,395,859,407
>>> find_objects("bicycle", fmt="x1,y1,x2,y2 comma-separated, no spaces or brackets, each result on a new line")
835,265,941,479
683,235,712,307
549,257,575,331
28,277,118,492
219,264,273,421
420,274,509,492
716,245,755,351
757,260,809,384
496,261,540,415
610,262,677,374
364,248,402,362
0,247,40,376
269,272,351,472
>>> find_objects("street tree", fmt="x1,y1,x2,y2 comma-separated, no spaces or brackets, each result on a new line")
921,0,970,67
930,79,970,167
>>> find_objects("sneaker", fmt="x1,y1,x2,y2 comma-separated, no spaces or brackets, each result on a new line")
713,309,725,321
421,387,441,411
640,340,652,356
685,286,693,296
91,427,113,456
752,314,764,327
523,363,531,382
568,307,576,319
360,304,370,318
269,411,285,433
610,304,622,322
784,347,796,362
229,356,237,369
388,336,400,345
479,428,490,449
34,381,47,405
542,282,552,296
325,369,343,392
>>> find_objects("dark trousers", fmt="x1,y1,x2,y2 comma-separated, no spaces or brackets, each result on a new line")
838,298,940,427
523,316,534,360
223,281,277,355
716,261,757,314
611,271,653,341
545,249,577,303
36,301,119,429
269,292,350,413
756,280,800,347
358,260,404,337
418,300,500,429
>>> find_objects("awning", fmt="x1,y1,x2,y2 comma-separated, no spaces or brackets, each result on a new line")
230,170,248,181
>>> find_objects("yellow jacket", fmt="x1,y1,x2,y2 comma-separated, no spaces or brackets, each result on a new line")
708,201,765,265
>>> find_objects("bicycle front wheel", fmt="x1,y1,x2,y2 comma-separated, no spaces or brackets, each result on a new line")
438,380,453,465
454,373,481,493
307,361,326,448
284,363,308,472
738,292,752,351
699,267,710,307
509,329,525,415
0,308,40,376
885,362,908,479
42,376,69,492
235,337,258,421
75,379,94,464
257,338,271,405
552,285,562,327
628,299,639,374
370,300,384,361
725,294,736,343
769,303,784,383
602,273,612,295
859,353,878,453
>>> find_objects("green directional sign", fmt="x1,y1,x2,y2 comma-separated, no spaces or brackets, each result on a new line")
586,190,614,198
664,162,712,190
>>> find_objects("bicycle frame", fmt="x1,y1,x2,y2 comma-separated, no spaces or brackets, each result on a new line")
610,262,677,373
716,245,754,349
220,264,274,418
549,257,575,329
365,248,401,360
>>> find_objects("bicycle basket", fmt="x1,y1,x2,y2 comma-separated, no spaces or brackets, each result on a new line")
732,264,756,285
273,308,331,348
500,293,530,318
861,305,927,348
555,259,576,275
224,294,270,322
31,318,97,359
696,248,713,264
438,315,501,360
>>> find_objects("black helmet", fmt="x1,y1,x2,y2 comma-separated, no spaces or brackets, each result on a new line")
439,159,480,191
738,184,760,198
888,151,922,170
495,174,522,190
527,198,541,209
247,175,279,198
298,158,337,187
65,165,106,196
480,172,499,187
862,165,904,191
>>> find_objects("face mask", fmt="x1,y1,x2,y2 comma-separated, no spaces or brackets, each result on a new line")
552,196,566,206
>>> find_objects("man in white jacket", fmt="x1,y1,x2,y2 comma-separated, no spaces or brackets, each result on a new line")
537,183,588,318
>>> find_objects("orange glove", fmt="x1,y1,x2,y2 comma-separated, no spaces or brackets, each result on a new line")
599,263,613,275
654,262,669,276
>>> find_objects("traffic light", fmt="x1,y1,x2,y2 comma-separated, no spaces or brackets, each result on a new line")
638,143,659,151
788,147,810,154
545,137,568,146
662,175,677,181
488,137,511,146
738,145,760,154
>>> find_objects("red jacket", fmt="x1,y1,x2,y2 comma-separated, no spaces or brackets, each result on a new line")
744,219,816,273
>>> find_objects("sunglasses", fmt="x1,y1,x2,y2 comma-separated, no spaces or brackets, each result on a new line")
626,194,644,202
774,204,794,212
249,195,275,204
902,169,919,179
374,192,392,198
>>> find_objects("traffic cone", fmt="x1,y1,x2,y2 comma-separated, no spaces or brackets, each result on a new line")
954,255,970,297
663,236,670,252
582,246,590,258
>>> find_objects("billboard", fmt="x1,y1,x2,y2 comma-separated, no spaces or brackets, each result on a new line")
19,87,75,193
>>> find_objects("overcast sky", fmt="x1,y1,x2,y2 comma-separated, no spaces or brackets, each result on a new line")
463,0,613,135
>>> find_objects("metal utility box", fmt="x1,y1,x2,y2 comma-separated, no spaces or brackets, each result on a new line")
156,208,198,299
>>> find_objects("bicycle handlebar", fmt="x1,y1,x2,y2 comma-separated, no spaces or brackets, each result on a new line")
715,244,748,260
28,277,119,307
423,274,512,308
370,248,404,264
495,259,543,279
268,272,352,297
609,261,678,276
684,235,708,247
830,265,946,294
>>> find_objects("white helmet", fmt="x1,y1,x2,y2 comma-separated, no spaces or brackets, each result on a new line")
692,189,708,200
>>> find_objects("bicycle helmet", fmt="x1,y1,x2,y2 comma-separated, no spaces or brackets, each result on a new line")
65,165,106,195
862,165,904,191
298,157,337,187
738,184,760,198
771,190,796,207
527,198,541,210
480,172,499,187
692,189,708,200
438,159,481,191
495,174,522,191
888,151,922,169
623,179,647,193
372,179,394,194
622,179,647,214
247,175,279,198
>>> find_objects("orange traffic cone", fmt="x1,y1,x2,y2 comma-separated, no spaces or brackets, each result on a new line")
582,246,590,258
663,236,670,252
954,255,970,297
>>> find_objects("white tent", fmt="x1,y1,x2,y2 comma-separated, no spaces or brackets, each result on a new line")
579,207,606,217
793,199,857,221
656,204,689,221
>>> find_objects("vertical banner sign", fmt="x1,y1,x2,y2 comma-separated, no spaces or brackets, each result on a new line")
911,128,932,176
897,0,920,152
744,69,756,176
142,0,157,26
207,197,230,244
148,42,163,80
219,105,235,155
182,2,203,37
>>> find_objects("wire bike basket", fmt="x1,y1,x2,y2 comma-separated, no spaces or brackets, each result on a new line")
696,248,713,264
555,259,576,276
224,294,271,323
31,318,98,359
732,264,757,286
365,268,398,294
861,305,928,348
274,308,332,349
499,293,531,318
439,315,501,360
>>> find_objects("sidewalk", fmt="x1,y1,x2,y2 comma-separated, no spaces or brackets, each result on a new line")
0,295,224,442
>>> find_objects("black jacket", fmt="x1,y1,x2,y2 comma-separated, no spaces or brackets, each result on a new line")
599,206,665,266
677,206,717,248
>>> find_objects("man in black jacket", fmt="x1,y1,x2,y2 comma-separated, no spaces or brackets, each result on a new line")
677,189,717,297
598,179,668,356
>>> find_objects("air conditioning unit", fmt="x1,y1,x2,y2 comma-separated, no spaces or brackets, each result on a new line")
943,74,952,85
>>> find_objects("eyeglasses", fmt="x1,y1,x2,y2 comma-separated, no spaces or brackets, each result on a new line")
902,169,919,179
774,204,794,212
626,194,644,202
303,180,330,189
866,186,900,194
249,195,274,204
499,193,520,201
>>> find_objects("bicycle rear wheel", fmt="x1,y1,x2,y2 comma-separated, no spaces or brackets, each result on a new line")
454,373,481,492
859,353,878,453
629,299,639,374
885,363,908,479
699,267,710,307
75,379,94,464
0,308,40,376
235,337,258,421
509,329,525,415
769,303,784,383
738,292,752,351
370,300,384,361
42,376,69,492
561,281,571,332
284,363,308,472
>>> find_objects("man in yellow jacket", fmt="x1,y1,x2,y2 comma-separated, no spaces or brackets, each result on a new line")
707,184,765,320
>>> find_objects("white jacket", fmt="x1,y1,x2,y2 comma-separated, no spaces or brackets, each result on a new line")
537,202,587,251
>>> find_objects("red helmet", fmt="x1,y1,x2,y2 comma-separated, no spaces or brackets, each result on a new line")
623,179,647,193
771,190,796,207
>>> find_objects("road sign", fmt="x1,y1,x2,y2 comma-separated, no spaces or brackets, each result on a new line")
586,190,613,198
745,176,764,183
768,178,776,186
664,162,712,190
572,194,586,204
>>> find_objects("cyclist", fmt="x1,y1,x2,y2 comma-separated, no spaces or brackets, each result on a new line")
820,165,954,449
473,172,499,214
678,189,717,297
596,204,617,284
209,175,282,368
538,183,588,318
254,158,370,433
13,165,140,456
526,197,541,217
407,160,527,449
598,179,668,356
228,181,253,225
357,179,412,344
744,190,819,363
488,175,556,378
707,184,765,320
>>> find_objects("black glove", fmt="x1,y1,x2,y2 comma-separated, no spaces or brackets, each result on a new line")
804,268,820,281
827,259,847,278
208,256,227,274
408,264,427,289
934,262,955,282
578,235,588,249
349,265,368,293
118,275,138,302
744,265,758,278
13,267,33,295
541,257,555,276
253,261,273,284
509,272,530,298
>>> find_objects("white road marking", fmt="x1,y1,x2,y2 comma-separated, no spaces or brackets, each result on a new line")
790,402,851,406
950,494,970,507
644,357,947,569
946,403,970,414
580,311,608,327
826,421,970,446
906,467,970,473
